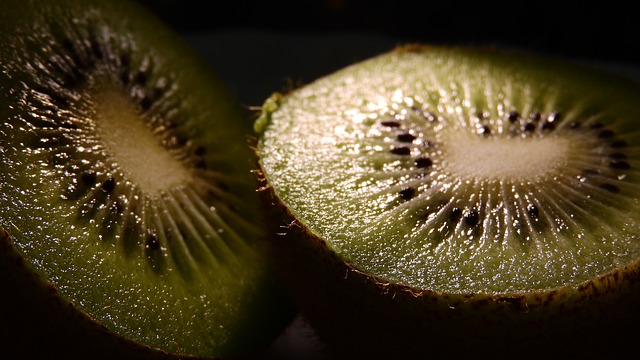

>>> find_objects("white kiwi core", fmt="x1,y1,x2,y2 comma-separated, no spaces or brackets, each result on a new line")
94,84,192,195
444,132,569,182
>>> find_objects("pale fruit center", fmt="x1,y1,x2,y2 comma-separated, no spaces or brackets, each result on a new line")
444,131,569,182
94,85,192,195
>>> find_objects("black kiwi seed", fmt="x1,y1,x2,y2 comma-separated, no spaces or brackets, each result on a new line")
507,111,519,122
479,125,491,136
81,170,97,186
610,140,628,148
610,160,631,170
414,157,433,168
527,204,539,219
600,183,620,193
449,207,462,222
139,96,153,111
101,177,116,194
464,209,480,227
390,146,411,155
381,120,401,128
541,121,555,131
399,187,416,200
598,129,616,139
134,71,148,86
146,233,161,250
397,133,417,142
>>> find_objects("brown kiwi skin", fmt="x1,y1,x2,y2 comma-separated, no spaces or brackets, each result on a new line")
257,181,640,358
252,44,640,356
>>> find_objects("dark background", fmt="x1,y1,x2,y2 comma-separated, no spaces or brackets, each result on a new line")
133,1,640,109
135,1,639,67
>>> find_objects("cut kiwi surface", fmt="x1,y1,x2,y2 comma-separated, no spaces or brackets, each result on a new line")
255,45,640,357
0,0,293,358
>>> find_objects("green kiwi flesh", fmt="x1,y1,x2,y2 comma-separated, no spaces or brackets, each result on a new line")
255,45,640,357
0,0,293,358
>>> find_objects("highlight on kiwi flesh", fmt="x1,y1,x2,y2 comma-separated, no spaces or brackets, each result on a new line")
254,45,640,357
0,0,295,358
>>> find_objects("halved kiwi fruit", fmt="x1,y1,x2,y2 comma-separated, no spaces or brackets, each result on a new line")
254,45,640,358
0,0,294,358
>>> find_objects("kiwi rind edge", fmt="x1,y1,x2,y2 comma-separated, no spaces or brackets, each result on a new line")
0,0,295,358
253,44,640,358
257,168,640,357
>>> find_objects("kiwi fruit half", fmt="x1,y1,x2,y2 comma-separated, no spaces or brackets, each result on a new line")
0,0,294,358
254,45,640,358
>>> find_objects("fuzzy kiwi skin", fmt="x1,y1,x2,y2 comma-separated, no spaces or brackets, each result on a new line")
0,0,294,358
260,186,640,358
255,45,640,358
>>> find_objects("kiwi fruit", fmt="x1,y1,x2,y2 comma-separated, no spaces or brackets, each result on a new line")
254,45,640,358
0,0,294,358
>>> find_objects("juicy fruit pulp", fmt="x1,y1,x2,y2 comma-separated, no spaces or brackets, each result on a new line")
256,46,640,295
0,0,291,358
255,45,640,357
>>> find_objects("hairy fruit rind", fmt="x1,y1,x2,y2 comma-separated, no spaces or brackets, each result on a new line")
255,45,640,357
